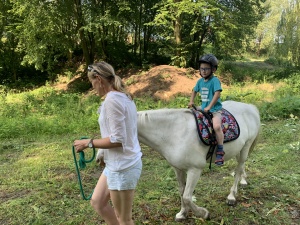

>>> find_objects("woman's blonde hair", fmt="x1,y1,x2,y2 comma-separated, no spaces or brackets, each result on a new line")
88,61,133,99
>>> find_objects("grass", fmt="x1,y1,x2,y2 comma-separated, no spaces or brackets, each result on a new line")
0,119,299,225
0,62,300,224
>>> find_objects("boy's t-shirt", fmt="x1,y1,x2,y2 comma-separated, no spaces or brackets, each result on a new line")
193,75,222,112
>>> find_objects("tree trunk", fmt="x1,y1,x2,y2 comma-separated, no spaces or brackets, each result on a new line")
174,0,182,66
74,0,93,68
138,0,143,66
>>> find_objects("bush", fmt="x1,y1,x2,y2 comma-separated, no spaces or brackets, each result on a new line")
259,96,300,121
217,60,298,84
0,87,100,139
257,73,300,121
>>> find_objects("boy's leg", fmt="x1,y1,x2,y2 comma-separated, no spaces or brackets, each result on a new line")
213,112,225,166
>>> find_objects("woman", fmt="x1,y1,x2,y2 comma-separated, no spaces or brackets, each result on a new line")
73,61,142,225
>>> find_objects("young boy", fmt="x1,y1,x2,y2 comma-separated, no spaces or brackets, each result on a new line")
188,53,225,166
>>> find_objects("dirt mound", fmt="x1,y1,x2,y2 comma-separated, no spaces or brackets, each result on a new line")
124,65,200,100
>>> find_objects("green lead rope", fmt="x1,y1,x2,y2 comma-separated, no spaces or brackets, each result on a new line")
72,136,96,200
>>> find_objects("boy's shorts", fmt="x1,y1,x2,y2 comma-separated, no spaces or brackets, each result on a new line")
103,159,142,191
212,110,222,120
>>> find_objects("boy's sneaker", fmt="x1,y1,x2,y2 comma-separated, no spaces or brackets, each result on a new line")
215,150,225,166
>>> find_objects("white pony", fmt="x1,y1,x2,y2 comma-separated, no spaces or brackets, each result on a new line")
97,100,260,221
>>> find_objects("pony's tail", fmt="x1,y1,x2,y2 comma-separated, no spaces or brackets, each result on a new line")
249,104,261,154
249,131,260,154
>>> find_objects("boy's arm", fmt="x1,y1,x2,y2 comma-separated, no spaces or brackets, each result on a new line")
204,91,221,112
188,90,197,108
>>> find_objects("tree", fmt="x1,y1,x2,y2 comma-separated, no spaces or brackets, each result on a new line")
212,0,267,58
0,0,21,83
276,0,300,66
150,0,267,68
1,0,268,85
150,0,209,67
9,0,81,78
253,0,289,56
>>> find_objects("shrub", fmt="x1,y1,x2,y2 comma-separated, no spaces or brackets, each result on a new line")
259,95,300,121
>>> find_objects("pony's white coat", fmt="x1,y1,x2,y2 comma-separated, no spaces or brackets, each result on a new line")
97,100,260,221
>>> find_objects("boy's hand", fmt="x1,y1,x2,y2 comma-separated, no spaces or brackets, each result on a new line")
204,107,211,113
188,102,194,108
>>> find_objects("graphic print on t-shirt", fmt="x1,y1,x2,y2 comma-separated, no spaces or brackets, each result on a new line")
201,87,209,103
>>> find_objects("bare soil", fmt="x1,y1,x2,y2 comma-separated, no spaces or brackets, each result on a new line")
56,64,279,100
123,65,200,100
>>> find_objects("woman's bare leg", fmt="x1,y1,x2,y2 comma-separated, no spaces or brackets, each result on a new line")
110,189,135,225
90,173,119,225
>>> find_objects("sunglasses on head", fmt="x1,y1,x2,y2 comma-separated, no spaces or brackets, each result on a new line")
88,65,100,75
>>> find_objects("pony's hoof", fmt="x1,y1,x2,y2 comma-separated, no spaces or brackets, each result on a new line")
227,199,237,206
199,207,209,219
175,209,187,222
240,183,247,188
175,215,186,222
192,207,210,219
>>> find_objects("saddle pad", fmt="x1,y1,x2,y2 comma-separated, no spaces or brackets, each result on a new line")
192,108,240,146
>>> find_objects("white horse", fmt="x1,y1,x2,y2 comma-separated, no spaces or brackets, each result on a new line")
97,100,260,221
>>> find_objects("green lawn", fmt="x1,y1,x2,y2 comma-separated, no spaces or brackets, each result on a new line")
0,118,299,225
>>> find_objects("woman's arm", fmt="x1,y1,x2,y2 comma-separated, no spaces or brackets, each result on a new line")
73,137,122,153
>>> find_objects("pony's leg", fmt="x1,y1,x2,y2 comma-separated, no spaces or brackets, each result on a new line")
234,155,248,186
227,162,244,205
240,164,248,186
227,145,251,205
175,168,209,221
173,168,187,220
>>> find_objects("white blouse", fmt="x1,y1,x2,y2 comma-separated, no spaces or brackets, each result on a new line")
98,91,142,172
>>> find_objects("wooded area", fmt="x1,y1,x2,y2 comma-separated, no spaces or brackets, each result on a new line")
0,0,299,85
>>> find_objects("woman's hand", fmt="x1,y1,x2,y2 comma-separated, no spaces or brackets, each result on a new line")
73,139,89,152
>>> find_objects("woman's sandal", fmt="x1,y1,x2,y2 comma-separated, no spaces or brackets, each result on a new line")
215,151,225,166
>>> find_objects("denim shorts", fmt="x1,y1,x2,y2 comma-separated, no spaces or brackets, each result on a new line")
103,159,142,191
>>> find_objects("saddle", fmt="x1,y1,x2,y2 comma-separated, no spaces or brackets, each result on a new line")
191,106,240,168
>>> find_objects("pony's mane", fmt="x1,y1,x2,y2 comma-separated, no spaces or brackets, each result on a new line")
138,108,191,124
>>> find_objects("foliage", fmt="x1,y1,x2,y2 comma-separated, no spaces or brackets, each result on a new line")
0,0,27,84
258,74,300,120
0,0,268,86
259,97,300,121
10,0,77,72
276,0,300,67
0,86,99,139
252,0,290,56
264,56,292,67
217,60,298,84
149,0,267,67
